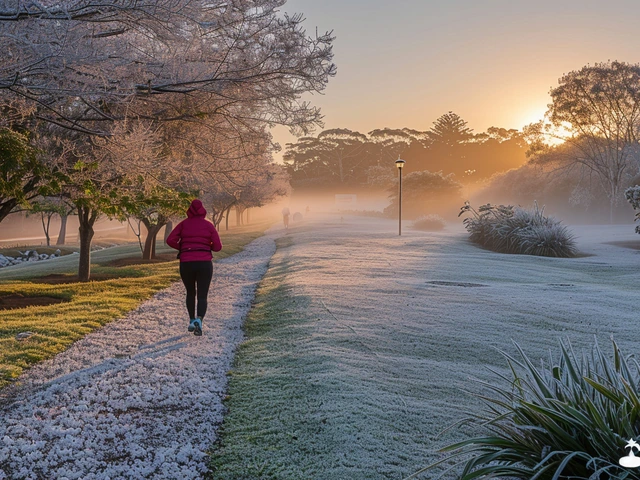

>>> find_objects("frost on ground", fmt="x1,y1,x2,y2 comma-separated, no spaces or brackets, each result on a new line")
0,235,276,480
213,215,640,479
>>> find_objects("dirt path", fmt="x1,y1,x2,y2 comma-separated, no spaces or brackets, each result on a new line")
0,233,277,480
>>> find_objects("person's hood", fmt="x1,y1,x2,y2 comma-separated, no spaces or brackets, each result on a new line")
187,199,207,218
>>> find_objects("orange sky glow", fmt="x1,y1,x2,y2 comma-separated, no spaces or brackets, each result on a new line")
271,0,640,161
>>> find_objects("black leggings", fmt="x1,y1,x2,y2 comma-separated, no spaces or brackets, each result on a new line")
179,261,213,320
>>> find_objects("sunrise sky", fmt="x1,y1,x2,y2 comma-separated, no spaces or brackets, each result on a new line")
272,0,640,158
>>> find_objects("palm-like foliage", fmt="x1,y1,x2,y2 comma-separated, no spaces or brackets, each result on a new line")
411,340,640,479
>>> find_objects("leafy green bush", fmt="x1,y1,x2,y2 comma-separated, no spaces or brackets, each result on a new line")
459,202,577,257
412,340,640,479
412,214,446,231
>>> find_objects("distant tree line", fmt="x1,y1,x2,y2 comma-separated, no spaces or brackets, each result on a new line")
283,114,527,190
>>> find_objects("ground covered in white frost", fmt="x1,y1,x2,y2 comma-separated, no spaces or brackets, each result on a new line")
0,234,276,480
212,214,640,479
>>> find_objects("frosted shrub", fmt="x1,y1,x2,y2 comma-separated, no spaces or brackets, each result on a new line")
412,214,446,231
459,202,577,257
412,340,640,479
624,185,640,234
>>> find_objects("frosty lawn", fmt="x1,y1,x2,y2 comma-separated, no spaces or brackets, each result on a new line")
211,215,640,479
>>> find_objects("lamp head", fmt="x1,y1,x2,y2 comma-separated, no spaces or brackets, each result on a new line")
395,158,406,169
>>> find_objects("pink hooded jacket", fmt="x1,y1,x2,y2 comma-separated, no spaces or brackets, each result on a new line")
166,199,223,262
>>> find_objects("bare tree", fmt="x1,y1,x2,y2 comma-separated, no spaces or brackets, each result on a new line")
233,163,290,226
194,126,288,229
0,0,336,135
543,61,640,222
55,199,76,245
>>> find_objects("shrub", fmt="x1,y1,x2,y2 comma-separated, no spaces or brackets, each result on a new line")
459,202,577,257
412,214,446,231
338,209,386,218
411,340,640,480
624,185,640,234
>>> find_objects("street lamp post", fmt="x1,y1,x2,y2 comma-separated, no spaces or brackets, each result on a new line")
395,158,405,236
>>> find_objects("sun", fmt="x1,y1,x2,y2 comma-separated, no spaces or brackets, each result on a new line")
514,104,548,130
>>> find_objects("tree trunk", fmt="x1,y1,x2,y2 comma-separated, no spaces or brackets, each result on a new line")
164,220,173,242
225,207,231,230
77,205,98,282
41,213,51,246
610,199,614,225
56,214,68,245
610,183,617,225
151,231,157,258
236,206,244,226
0,199,18,224
142,220,165,260
246,208,250,224
142,228,156,260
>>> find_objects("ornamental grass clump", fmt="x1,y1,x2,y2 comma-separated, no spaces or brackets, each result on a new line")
624,185,640,234
412,214,446,231
411,340,640,480
459,202,577,257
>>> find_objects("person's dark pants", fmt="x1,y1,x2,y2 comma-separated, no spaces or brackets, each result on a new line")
179,261,213,320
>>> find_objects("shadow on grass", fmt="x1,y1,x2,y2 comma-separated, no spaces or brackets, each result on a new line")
0,293,71,310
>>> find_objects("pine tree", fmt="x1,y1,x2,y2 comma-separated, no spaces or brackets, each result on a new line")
428,112,474,146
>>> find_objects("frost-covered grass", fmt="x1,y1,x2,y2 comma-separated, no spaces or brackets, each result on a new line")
0,226,268,388
210,215,640,479
412,214,446,231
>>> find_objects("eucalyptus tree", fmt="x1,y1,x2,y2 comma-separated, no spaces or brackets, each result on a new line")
544,61,640,222
232,163,290,227
368,128,423,164
284,128,374,186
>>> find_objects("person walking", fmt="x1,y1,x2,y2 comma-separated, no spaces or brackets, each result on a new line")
282,206,290,230
166,199,222,336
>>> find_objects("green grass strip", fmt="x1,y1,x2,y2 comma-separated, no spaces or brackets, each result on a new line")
210,237,327,479
0,225,268,389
